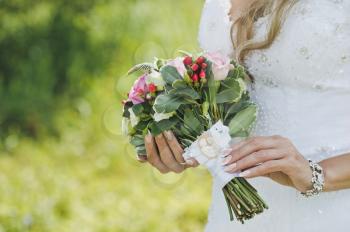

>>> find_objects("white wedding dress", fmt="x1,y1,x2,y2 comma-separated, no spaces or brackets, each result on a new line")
198,0,350,231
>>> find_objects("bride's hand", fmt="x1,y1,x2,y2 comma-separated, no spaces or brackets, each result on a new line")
222,135,313,192
140,131,199,174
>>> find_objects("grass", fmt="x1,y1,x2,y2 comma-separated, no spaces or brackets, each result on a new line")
0,140,211,232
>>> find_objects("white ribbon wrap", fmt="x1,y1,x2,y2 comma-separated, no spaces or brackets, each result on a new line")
183,121,239,188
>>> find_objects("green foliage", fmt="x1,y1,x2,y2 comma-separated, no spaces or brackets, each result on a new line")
183,108,204,134
153,93,189,114
160,65,183,86
229,104,258,137
216,79,244,104
169,80,200,100
0,0,123,137
149,117,179,136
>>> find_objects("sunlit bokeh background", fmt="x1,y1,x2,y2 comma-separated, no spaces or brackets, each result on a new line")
0,0,213,231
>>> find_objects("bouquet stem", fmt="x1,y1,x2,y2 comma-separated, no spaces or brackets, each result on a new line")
223,177,268,224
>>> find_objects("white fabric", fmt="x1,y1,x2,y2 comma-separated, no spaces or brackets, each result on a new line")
198,0,350,231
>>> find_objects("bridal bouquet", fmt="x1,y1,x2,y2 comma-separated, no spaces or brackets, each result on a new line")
121,51,268,223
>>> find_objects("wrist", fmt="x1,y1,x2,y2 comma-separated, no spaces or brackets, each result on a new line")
318,160,334,192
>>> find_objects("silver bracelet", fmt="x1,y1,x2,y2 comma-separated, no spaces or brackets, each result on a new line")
301,159,325,197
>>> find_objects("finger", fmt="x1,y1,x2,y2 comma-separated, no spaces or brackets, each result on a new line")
239,160,287,178
220,138,252,159
182,158,200,168
223,136,281,165
224,149,285,173
155,133,184,173
163,131,185,163
223,137,258,159
145,134,170,174
137,154,148,163
229,138,253,153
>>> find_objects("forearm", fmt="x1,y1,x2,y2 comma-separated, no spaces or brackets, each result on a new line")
319,153,350,192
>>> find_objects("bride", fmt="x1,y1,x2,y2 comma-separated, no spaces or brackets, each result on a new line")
141,0,350,231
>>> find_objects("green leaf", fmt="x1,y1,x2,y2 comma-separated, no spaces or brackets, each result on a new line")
134,119,150,132
153,93,189,113
131,104,144,116
183,108,203,134
227,64,245,79
154,57,165,70
216,79,244,104
216,89,241,104
130,134,145,147
170,80,200,99
169,88,200,100
149,117,179,136
206,62,219,106
172,80,188,89
179,138,193,148
223,100,252,124
160,65,183,85
122,101,133,118
221,78,238,88
228,104,257,137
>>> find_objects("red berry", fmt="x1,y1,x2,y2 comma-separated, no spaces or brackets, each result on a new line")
201,63,208,69
192,73,199,82
199,70,206,79
183,56,193,66
196,56,205,65
191,63,199,72
148,83,157,93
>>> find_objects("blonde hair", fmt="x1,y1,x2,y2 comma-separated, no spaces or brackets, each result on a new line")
230,0,297,63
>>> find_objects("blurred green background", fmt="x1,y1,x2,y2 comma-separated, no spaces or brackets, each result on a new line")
0,0,212,231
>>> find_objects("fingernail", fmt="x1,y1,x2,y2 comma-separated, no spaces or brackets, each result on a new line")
186,160,194,166
164,131,173,140
224,163,236,172
239,170,250,177
222,156,232,165
155,133,163,139
145,134,152,142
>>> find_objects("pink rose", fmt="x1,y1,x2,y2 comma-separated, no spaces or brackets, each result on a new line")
204,52,234,81
128,74,148,104
167,57,186,77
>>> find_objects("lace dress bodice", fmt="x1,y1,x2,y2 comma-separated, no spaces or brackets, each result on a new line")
198,0,350,231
